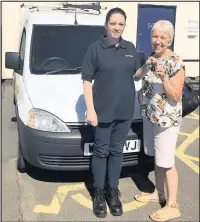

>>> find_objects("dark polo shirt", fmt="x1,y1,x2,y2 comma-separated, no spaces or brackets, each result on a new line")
82,36,141,123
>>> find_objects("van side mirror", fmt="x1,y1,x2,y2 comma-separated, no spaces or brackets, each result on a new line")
138,52,146,67
5,52,21,71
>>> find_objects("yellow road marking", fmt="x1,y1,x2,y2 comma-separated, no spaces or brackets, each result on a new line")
71,194,93,211
34,183,149,215
184,155,199,162
123,200,148,212
186,117,199,120
33,113,199,215
34,184,85,214
176,127,199,174
176,127,199,153
179,132,190,137
175,155,199,174
185,112,199,119
190,112,199,118
71,193,148,213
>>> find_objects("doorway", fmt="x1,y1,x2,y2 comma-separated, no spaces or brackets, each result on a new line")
136,4,176,58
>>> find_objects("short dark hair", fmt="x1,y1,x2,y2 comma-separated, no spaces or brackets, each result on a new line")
105,7,127,25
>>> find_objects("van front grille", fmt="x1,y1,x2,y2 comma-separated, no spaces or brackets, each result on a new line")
39,153,139,167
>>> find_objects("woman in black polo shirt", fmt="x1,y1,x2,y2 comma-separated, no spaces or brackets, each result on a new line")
82,7,140,218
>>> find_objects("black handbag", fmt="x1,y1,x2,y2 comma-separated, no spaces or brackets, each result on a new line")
182,82,199,117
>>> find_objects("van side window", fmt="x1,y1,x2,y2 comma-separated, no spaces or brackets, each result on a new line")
19,30,26,71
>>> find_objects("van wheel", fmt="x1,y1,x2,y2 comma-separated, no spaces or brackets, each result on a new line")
17,144,26,173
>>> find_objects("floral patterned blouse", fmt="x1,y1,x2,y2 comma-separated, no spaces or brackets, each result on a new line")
141,55,185,128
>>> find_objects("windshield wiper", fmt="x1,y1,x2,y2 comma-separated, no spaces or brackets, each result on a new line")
43,67,82,75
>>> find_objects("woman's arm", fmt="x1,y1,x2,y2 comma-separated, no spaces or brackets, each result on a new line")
133,56,158,81
157,67,185,104
133,64,149,81
83,80,98,126
83,81,94,111
82,43,98,126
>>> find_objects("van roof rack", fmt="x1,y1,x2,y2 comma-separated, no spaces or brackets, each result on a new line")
20,2,106,14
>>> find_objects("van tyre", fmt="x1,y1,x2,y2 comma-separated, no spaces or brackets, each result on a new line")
17,144,26,173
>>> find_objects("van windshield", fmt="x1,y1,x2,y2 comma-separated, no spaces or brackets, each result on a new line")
30,25,105,74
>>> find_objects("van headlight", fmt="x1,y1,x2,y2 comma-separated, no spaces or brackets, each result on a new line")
28,109,71,132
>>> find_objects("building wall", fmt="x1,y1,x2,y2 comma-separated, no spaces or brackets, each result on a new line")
101,1,199,78
2,1,199,79
2,2,22,80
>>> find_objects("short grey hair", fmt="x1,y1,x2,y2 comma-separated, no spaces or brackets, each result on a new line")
151,20,175,45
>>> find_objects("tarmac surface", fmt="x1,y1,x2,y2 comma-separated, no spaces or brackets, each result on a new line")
2,82,199,221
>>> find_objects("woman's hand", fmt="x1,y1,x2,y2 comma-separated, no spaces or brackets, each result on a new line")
156,65,168,81
86,109,98,127
145,56,158,66
133,57,157,81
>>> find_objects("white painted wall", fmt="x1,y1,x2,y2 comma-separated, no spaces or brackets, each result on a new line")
101,1,199,78
2,2,22,80
2,1,199,79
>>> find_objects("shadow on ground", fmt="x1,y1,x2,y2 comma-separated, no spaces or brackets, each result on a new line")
23,161,155,203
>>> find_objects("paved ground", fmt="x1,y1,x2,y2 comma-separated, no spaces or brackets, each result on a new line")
2,81,199,221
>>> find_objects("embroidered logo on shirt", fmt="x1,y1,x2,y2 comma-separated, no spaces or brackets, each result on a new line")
125,55,133,57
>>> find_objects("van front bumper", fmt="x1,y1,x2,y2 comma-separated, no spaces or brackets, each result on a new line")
18,117,153,171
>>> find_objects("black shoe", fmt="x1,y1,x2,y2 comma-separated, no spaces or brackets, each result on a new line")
93,188,107,218
106,186,123,216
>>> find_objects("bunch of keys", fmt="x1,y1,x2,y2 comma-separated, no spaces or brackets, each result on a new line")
150,62,157,72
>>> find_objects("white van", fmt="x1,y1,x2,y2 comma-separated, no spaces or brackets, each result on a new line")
5,3,153,173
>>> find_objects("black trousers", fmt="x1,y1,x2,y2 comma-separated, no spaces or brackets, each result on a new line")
92,119,132,188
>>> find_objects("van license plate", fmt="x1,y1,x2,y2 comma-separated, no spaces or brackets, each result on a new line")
84,140,140,156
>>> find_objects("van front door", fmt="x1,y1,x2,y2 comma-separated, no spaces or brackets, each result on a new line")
136,4,176,58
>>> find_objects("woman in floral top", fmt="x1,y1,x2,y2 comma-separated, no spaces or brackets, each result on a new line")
133,20,185,221
141,55,184,127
